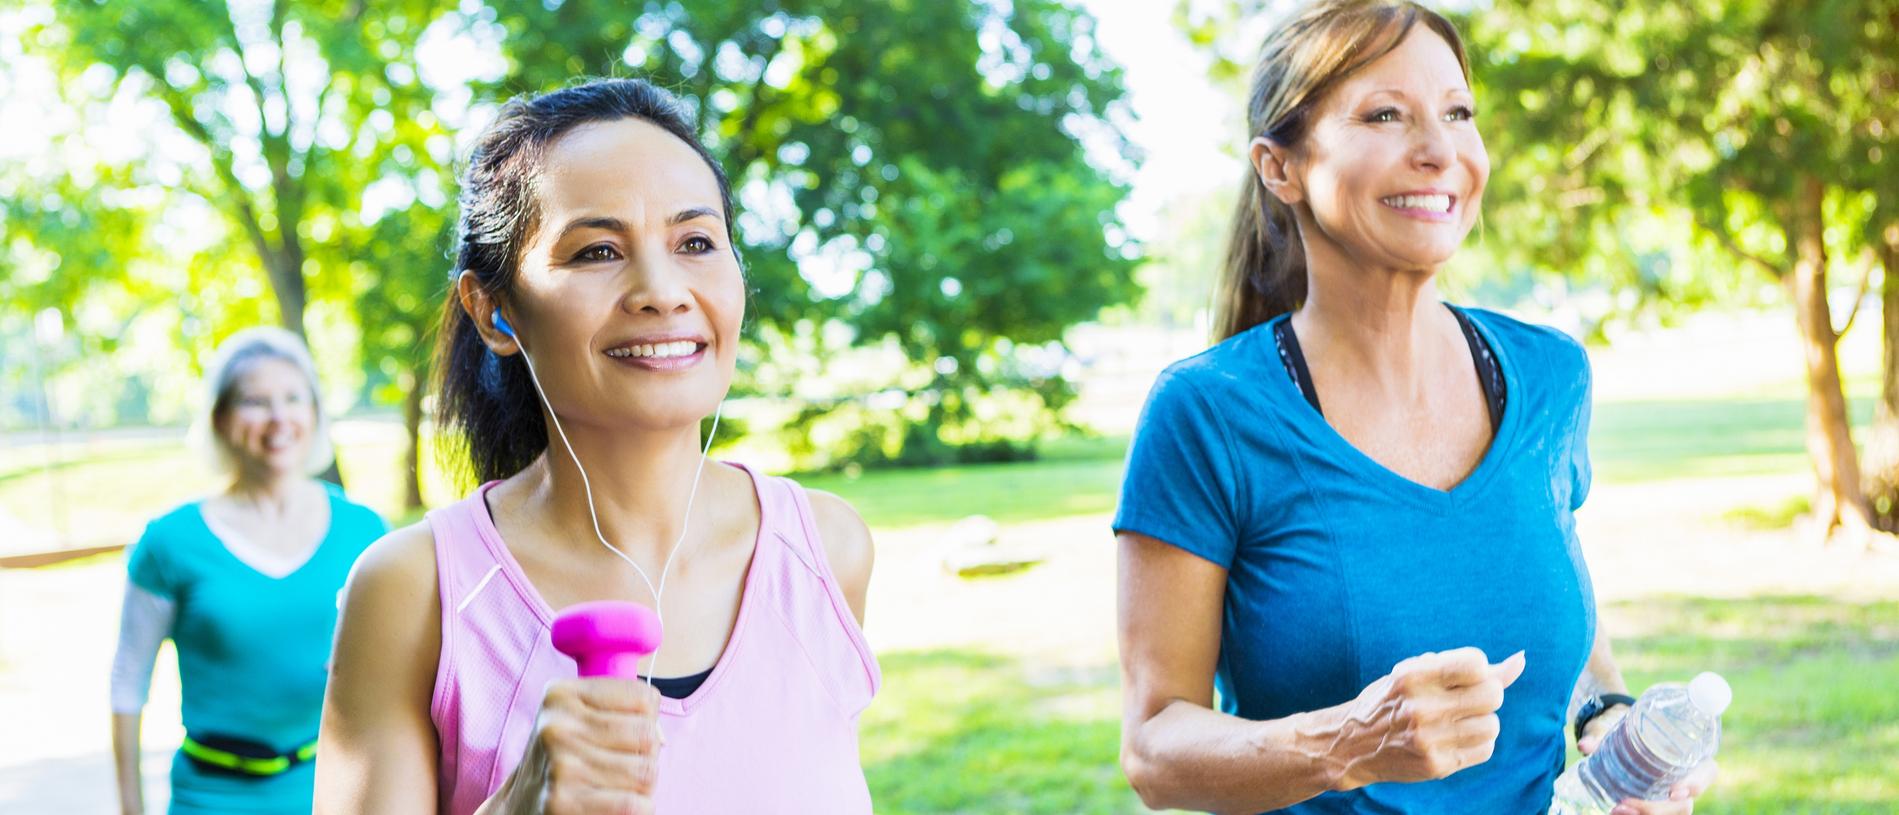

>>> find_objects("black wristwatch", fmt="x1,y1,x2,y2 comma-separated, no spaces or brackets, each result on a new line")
1574,693,1637,743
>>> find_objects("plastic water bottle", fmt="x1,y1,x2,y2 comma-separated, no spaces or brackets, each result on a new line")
1549,672,1732,815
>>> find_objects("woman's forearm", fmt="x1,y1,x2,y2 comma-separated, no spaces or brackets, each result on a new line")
1124,698,1350,815
111,712,144,815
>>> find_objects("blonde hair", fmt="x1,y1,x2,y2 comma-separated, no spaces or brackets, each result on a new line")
1215,0,1472,340
189,326,335,482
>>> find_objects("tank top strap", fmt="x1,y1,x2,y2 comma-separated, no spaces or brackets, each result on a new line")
736,465,881,710
426,483,511,619
744,467,819,574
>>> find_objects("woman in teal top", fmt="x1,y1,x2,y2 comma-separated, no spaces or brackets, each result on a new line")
110,327,388,814
1112,4,1718,814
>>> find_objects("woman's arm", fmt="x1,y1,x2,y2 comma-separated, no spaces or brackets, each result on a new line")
1574,621,1631,702
1118,532,1523,814
109,582,172,815
110,713,143,815
1571,624,1718,814
314,523,443,813
316,522,665,815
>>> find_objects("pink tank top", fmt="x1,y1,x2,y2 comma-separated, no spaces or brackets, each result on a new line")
426,463,880,814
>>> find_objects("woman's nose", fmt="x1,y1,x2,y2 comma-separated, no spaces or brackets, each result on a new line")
1411,120,1457,172
621,248,694,316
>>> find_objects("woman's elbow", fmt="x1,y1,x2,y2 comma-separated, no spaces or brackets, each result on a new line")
1121,730,1191,812
1121,739,1166,810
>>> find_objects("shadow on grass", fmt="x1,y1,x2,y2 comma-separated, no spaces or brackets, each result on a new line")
1603,595,1899,814
862,650,1146,815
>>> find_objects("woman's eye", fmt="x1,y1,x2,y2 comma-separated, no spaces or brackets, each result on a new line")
680,236,715,254
576,244,621,262
1367,108,1400,123
1446,105,1475,122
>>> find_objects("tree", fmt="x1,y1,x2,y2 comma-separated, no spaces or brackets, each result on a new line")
24,0,463,498
1178,0,1897,546
32,0,452,338
1464,0,1897,545
20,0,1140,501
481,0,1141,465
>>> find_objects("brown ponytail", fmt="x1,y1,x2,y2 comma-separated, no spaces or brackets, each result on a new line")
1213,0,1472,341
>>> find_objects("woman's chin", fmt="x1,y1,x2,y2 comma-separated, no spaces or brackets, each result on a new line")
241,451,308,478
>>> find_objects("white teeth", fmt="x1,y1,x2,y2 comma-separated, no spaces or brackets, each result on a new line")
1382,194,1452,213
607,341,699,359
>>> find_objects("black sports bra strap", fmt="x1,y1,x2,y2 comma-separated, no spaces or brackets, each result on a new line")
1273,306,1507,430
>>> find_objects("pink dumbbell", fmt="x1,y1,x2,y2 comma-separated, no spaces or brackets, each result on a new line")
551,601,664,678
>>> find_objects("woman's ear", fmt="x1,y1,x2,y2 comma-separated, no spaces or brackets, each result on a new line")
1251,137,1305,207
457,271,519,356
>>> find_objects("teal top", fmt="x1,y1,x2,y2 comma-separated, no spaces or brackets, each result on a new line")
128,482,387,813
1114,308,1596,813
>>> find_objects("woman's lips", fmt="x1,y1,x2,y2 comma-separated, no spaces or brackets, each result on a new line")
604,342,708,372
1379,192,1458,223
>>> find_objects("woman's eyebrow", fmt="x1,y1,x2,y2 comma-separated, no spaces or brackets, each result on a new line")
668,206,723,226
550,215,629,244
550,208,721,244
1354,86,1470,103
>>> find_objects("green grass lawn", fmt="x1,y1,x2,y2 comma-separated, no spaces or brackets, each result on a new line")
798,434,1128,529
862,595,1899,814
0,392,1859,545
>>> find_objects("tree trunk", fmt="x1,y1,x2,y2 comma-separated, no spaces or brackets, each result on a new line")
1863,223,1899,529
401,371,426,512
264,248,308,341
261,241,346,486
1787,175,1871,543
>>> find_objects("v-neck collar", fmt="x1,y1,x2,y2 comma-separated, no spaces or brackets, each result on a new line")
471,462,770,716
191,483,337,581
1259,308,1523,512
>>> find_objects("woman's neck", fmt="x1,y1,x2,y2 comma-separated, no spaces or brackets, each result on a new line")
525,420,717,565
225,471,313,516
1290,234,1455,399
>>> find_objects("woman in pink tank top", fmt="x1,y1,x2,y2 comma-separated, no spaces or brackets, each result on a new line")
315,78,880,814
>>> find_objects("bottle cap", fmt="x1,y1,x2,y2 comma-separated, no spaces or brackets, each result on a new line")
1688,672,1732,717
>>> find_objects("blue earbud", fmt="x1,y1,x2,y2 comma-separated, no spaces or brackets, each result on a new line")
492,311,515,338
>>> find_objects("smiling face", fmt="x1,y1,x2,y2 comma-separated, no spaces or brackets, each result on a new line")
481,117,744,431
1258,25,1488,274
217,356,318,479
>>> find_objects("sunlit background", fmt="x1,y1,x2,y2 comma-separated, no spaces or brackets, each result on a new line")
2,0,1895,811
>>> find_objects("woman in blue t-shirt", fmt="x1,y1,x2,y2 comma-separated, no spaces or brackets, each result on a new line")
108,327,388,814
1113,3,1717,814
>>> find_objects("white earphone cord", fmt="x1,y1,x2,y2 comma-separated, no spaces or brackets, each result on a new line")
513,340,721,697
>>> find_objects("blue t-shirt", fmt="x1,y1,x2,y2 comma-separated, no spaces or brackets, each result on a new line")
128,482,388,814
1114,308,1595,814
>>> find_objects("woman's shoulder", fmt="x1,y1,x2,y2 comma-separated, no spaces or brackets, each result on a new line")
1137,325,1283,420
802,488,872,595
760,469,873,618
136,498,212,548
341,520,441,624
320,481,394,534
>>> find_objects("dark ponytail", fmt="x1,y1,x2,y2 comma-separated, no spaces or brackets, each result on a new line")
434,77,737,485
1213,0,1471,340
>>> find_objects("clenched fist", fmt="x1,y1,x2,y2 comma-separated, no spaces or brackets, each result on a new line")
1325,647,1526,790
